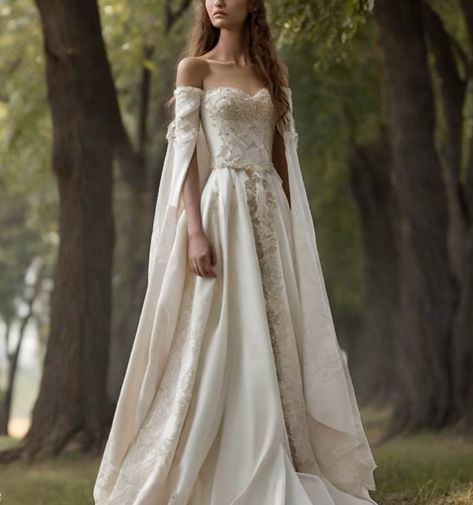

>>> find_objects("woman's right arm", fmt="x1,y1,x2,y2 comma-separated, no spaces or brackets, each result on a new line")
176,57,217,278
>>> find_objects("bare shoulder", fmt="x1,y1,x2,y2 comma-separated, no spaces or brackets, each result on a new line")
277,59,289,87
176,56,208,88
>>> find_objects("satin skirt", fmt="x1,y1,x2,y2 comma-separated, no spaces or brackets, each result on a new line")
94,165,378,505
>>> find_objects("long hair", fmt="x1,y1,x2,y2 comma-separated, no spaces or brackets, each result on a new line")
164,0,290,131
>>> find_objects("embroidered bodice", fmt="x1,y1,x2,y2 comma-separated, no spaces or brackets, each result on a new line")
199,86,278,173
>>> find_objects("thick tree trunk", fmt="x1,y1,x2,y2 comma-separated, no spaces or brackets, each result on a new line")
422,3,467,280
452,227,473,428
374,0,456,434
108,187,150,401
0,0,121,461
450,0,473,428
348,127,399,406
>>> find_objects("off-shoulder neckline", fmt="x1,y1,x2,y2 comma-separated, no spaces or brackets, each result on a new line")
174,84,291,99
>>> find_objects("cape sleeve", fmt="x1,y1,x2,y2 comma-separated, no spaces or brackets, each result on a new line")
148,86,204,283
280,86,378,499
93,87,207,505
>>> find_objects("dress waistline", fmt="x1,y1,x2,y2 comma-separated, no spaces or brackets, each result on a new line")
209,158,275,173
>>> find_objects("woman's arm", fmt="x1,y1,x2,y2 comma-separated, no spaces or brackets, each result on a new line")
272,128,291,209
175,57,217,278
272,61,291,208
176,57,204,239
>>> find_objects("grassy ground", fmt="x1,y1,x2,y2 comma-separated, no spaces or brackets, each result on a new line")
363,407,473,504
0,407,472,504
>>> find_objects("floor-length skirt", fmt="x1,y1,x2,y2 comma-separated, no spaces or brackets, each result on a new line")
94,164,377,505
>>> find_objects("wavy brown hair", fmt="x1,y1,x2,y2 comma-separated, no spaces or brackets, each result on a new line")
165,0,290,131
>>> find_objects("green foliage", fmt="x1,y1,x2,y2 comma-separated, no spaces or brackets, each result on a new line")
0,2,57,327
269,0,374,66
0,3,57,232
0,1,52,198
280,19,380,316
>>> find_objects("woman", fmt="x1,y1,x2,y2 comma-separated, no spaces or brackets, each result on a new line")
93,1,379,504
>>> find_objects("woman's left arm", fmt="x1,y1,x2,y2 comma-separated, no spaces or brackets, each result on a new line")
272,127,291,208
272,59,291,208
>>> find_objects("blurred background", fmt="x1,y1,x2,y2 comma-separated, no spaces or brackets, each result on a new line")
0,0,473,503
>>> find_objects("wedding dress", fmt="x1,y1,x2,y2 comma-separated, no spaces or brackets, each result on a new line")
93,84,378,505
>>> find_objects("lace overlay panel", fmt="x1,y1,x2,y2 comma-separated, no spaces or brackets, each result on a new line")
243,168,321,475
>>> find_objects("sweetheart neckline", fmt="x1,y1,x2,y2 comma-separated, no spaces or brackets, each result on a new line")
175,85,270,99
204,86,269,98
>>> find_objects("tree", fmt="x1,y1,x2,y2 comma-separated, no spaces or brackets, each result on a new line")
373,0,473,435
0,0,119,461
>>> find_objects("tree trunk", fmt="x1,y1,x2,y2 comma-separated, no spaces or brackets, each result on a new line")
422,3,467,280
108,185,150,401
374,0,456,434
2,0,120,461
450,0,473,428
348,127,399,406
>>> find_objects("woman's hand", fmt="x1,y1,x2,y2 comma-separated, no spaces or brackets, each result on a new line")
187,230,217,278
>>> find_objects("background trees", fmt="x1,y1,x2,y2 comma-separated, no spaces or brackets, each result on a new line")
0,0,471,469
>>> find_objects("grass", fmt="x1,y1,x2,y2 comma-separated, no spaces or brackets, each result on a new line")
0,407,472,504
364,407,473,504
0,448,97,505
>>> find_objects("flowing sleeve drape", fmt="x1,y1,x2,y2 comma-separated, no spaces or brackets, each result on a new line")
148,85,210,283
278,86,378,498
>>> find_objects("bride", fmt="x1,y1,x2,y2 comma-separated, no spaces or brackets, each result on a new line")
93,0,379,504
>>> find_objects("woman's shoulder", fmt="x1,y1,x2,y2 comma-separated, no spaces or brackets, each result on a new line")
176,56,208,88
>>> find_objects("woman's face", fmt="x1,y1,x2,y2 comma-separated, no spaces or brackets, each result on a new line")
205,0,251,29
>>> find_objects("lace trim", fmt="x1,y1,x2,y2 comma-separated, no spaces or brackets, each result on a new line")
165,86,202,149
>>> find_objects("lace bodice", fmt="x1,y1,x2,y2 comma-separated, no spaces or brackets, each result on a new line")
166,85,279,173
200,86,278,172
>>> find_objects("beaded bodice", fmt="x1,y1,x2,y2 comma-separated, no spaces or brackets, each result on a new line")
200,86,278,172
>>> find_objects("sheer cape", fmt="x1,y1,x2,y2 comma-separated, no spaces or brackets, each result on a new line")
94,85,377,503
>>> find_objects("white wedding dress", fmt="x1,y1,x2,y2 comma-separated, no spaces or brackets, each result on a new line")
93,85,378,505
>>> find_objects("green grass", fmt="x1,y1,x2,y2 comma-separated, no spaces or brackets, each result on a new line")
0,407,472,504
363,407,473,504
0,449,98,505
